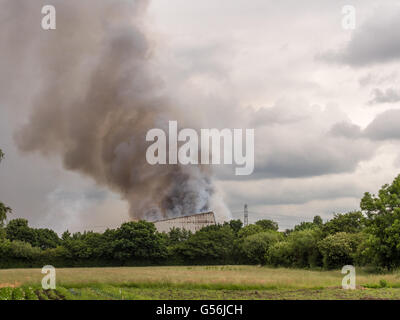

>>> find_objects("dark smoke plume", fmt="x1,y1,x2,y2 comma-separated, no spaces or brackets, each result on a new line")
1,0,229,221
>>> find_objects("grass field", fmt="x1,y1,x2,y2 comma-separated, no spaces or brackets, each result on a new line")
2,265,400,300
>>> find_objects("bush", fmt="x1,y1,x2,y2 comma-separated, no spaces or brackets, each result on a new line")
9,240,41,259
241,231,282,264
380,279,388,288
266,241,293,267
266,229,322,268
318,232,361,269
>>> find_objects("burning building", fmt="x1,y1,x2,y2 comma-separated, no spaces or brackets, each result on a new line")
153,211,216,233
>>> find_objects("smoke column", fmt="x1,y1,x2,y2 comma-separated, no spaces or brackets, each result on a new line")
1,0,230,222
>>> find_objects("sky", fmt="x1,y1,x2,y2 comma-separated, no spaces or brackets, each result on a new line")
1,0,400,232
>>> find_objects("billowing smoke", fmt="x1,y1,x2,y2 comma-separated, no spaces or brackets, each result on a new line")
1,0,230,222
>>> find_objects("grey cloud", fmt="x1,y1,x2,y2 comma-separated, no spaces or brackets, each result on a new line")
221,178,364,208
364,109,400,140
328,122,362,138
175,41,233,80
320,7,400,66
216,105,375,180
368,87,400,104
251,139,372,179
250,101,309,127
359,72,398,87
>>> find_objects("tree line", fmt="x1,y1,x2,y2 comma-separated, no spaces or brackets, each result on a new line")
2,148,400,270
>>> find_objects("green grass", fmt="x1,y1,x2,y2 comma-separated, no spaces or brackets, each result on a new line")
2,265,400,299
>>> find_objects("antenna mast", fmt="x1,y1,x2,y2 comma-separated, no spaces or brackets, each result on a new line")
244,204,248,226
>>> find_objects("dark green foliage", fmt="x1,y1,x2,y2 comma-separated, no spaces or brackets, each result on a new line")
255,219,278,232
293,221,316,232
322,211,365,235
0,150,11,227
35,228,61,249
0,203,11,227
173,224,235,264
313,215,323,227
5,219,60,249
111,221,167,261
0,239,41,261
318,232,361,269
237,224,263,238
6,219,37,245
266,241,293,267
288,215,324,234
167,227,192,246
229,219,243,234
267,229,322,268
61,230,71,241
360,174,400,269
3,173,400,269
241,231,282,264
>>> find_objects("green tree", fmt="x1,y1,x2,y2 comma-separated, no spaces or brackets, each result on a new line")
174,225,235,263
255,219,279,231
266,241,293,267
360,174,400,269
167,227,192,246
267,229,323,268
313,215,323,227
61,230,71,241
34,228,60,249
6,219,37,245
293,221,315,232
0,203,12,227
0,149,11,226
229,219,243,234
112,221,167,261
318,232,361,269
241,231,282,264
322,211,365,236
237,224,263,238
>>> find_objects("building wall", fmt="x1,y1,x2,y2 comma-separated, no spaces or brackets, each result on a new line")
154,212,216,233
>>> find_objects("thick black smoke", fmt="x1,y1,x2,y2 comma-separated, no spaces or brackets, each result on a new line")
1,0,229,221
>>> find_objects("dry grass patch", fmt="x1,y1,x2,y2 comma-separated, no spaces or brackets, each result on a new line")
1,266,400,290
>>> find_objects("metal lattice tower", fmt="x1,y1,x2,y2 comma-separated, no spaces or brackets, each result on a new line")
244,204,248,226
